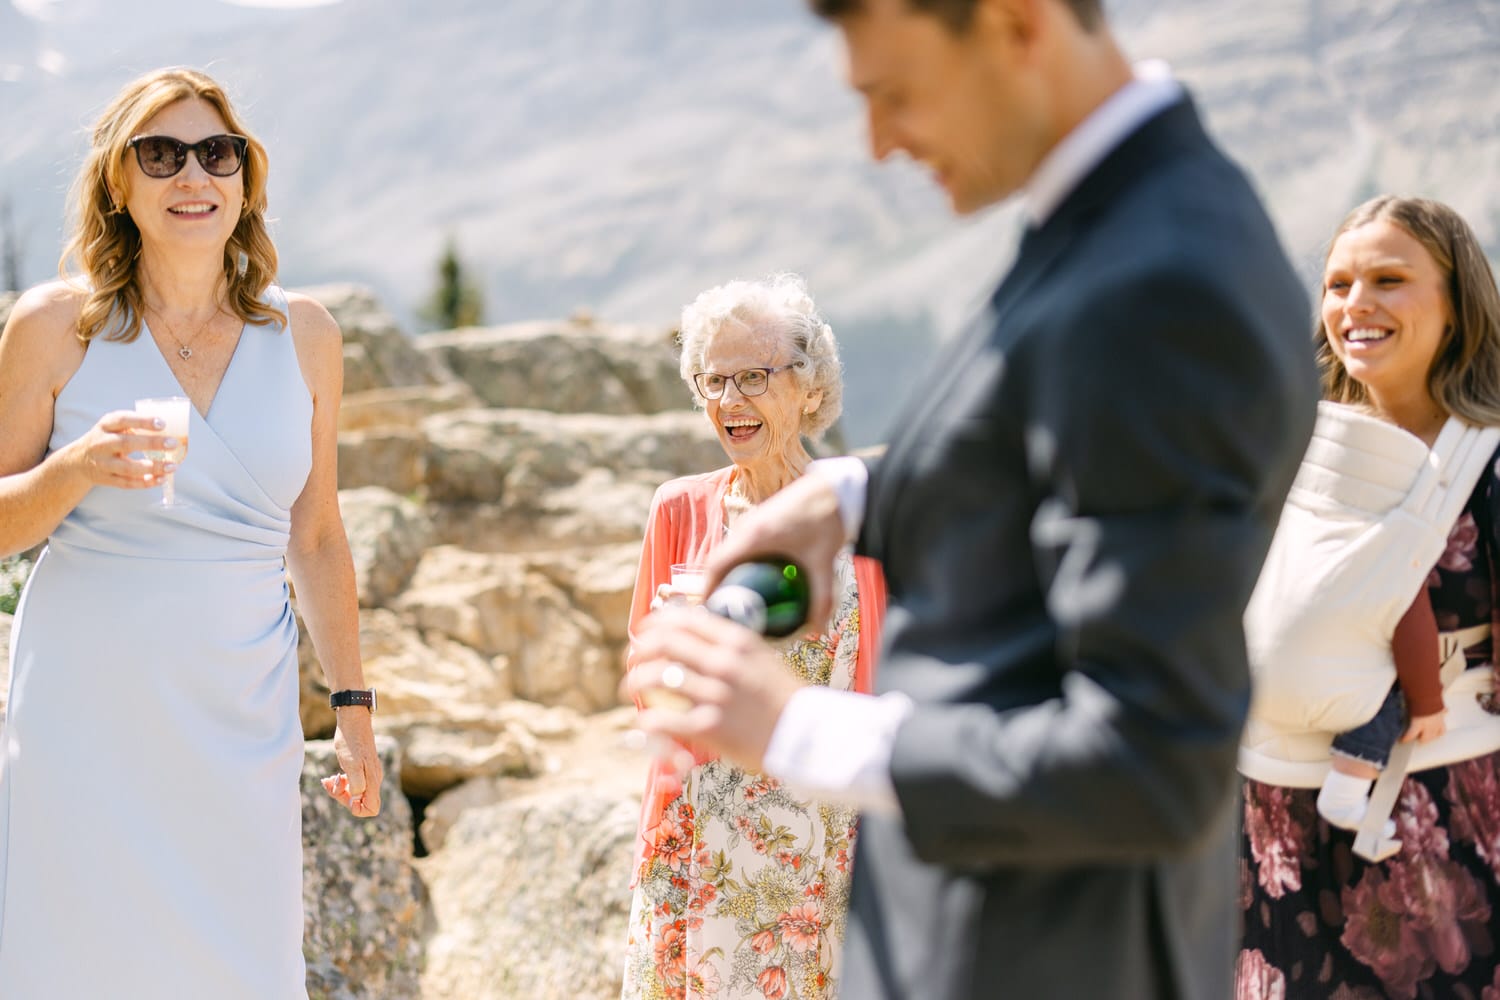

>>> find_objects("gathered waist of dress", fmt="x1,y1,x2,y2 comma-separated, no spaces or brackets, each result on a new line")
19,539,295,651
46,531,289,567
46,536,286,566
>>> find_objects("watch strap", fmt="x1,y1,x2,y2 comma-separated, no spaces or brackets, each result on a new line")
329,688,377,713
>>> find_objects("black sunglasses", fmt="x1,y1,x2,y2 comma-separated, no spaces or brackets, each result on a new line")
126,134,248,179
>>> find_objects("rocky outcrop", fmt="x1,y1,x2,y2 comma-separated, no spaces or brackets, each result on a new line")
393,546,618,712
420,409,720,554
302,738,426,1000
422,409,719,506
418,705,642,854
355,608,510,711
339,383,480,434
307,284,461,393
416,788,638,1000
339,487,435,609
338,428,429,496
417,318,685,414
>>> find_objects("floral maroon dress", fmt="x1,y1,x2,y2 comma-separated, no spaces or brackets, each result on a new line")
1239,465,1500,999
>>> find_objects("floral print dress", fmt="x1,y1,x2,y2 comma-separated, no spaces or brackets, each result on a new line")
621,555,863,1000
1239,466,1500,999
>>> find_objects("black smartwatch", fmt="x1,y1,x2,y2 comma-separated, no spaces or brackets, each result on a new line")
329,688,377,714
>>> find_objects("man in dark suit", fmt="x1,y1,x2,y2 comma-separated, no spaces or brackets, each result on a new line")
626,0,1319,997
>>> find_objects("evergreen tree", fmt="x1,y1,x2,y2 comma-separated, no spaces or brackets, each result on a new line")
0,197,23,294
420,236,484,331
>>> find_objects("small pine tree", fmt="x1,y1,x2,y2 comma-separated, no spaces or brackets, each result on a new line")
0,196,23,294
420,236,484,331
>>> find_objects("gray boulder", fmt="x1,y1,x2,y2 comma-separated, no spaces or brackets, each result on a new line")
339,383,480,433
302,737,426,1000
338,486,435,608
418,319,687,415
417,788,637,1000
300,284,456,392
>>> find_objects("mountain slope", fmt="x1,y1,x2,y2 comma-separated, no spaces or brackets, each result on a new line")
1,0,1495,443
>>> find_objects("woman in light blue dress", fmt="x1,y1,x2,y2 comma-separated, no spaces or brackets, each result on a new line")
0,68,383,998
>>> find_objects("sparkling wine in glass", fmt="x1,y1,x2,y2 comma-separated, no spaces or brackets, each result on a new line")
638,563,708,715
668,562,707,607
134,396,191,507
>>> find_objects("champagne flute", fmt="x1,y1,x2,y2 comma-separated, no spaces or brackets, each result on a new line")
134,396,191,507
668,562,708,607
639,563,708,714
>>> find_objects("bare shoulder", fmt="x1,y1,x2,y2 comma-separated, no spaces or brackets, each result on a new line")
283,291,343,400
0,281,88,381
3,280,86,341
285,292,342,348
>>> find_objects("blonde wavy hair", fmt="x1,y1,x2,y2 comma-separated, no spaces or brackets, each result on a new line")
1316,195,1500,427
677,272,844,441
60,67,283,344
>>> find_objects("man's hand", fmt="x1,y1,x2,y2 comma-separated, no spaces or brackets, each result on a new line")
702,472,847,629
623,606,803,772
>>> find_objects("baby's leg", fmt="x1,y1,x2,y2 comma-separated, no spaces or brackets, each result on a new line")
1330,755,1379,780
1318,688,1404,836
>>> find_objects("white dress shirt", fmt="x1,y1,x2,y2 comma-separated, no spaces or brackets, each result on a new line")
759,65,1188,817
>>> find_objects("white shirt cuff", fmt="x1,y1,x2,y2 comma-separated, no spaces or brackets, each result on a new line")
808,456,868,546
762,686,914,816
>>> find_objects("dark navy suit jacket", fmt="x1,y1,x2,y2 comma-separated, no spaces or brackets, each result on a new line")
843,96,1320,1000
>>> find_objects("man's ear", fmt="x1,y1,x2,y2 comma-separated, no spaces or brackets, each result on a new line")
973,0,1041,45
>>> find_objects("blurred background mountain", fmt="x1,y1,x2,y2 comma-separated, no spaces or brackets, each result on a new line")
1,0,1497,445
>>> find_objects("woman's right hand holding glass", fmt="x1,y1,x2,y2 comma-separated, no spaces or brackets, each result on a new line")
65,410,179,489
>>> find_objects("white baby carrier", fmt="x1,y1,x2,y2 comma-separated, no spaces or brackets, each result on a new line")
1241,402,1500,857
1246,402,1499,733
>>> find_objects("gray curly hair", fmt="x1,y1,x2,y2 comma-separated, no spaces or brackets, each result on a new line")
677,273,843,440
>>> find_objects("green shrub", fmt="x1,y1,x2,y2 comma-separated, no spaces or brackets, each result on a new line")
0,555,30,616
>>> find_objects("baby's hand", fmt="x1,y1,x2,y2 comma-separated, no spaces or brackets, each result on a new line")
1402,711,1447,744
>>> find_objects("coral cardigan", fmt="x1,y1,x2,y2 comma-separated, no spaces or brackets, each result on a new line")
626,466,887,877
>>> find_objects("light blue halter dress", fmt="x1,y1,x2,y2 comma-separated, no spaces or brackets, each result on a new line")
0,286,312,998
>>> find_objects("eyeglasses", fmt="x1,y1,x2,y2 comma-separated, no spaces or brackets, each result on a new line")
692,364,796,399
126,134,249,179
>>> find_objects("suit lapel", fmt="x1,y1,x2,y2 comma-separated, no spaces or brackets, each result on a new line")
867,220,1075,558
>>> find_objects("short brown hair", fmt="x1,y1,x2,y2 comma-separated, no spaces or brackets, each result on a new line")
808,0,1104,32
1316,195,1500,427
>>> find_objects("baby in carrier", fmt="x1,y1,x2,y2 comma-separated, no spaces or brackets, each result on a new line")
1316,588,1446,834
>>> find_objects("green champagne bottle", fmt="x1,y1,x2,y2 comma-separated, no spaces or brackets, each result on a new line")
705,557,811,637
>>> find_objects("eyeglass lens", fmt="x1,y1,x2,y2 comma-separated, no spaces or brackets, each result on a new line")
132,135,246,178
698,369,771,398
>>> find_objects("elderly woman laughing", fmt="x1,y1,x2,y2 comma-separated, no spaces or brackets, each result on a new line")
619,273,885,1000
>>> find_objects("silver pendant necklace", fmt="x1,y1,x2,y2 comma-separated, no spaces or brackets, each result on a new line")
149,306,220,361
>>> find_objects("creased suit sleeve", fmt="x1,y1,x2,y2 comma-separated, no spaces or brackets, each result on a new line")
889,269,1316,867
